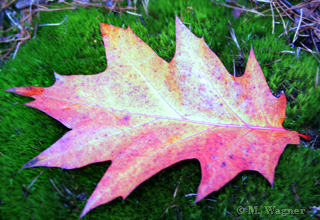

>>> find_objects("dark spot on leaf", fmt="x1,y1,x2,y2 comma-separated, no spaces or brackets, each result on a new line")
229,155,233,159
23,157,41,168
221,162,226,168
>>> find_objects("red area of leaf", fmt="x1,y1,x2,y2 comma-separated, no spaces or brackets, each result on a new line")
6,16,301,218
298,133,312,141
6,86,45,96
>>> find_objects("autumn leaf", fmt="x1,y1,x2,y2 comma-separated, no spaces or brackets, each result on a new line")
6,16,302,218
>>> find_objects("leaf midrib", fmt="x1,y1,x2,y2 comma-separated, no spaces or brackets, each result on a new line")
36,94,285,131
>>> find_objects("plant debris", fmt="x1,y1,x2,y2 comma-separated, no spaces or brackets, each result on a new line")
0,0,141,62
212,0,320,63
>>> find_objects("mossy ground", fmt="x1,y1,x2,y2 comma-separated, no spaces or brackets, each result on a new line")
1,0,320,219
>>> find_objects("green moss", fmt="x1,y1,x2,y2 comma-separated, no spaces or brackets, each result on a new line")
1,0,319,219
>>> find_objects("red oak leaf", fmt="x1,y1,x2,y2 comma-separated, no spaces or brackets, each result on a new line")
6,16,302,218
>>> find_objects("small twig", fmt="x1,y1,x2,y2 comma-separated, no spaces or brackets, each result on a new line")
4,10,22,30
3,12,35,34
254,0,275,3
300,42,320,63
2,41,17,59
278,50,296,54
311,30,320,55
12,41,21,59
1,28,31,43
291,184,299,202
273,2,287,36
230,28,240,49
141,0,149,16
27,7,77,12
265,59,281,66
184,193,197,197
0,47,15,53
233,57,236,77
30,145,39,150
27,170,44,189
316,67,319,88
126,11,142,17
32,23,38,39
310,205,320,211
273,2,294,21
310,135,318,149
226,211,235,218
62,184,74,196
49,179,64,196
60,0,77,7
296,47,301,62
1,0,17,9
38,15,67,27
282,0,319,15
182,22,191,31
211,0,265,16
281,84,296,100
270,2,275,34
313,30,320,45
206,199,217,202
278,23,317,38
292,9,303,44
173,175,183,198
29,0,33,22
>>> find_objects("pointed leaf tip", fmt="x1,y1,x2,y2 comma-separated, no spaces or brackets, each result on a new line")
79,210,87,219
298,133,312,141
194,196,201,204
5,88,16,93
100,22,112,36
5,86,44,96
249,47,255,57
53,72,62,82
22,157,41,169
175,15,183,25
